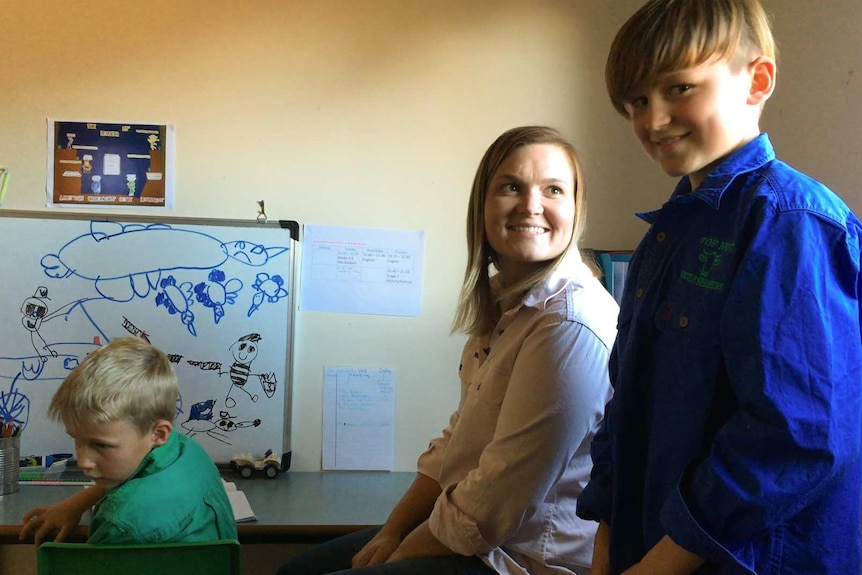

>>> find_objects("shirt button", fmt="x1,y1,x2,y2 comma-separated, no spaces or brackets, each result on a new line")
656,232,666,242
636,288,644,298
679,316,689,328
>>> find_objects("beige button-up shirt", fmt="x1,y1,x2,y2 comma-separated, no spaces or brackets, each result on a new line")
418,252,618,575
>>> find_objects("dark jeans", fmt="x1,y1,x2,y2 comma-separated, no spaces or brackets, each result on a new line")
275,526,497,575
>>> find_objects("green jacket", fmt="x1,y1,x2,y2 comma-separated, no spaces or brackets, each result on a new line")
89,431,237,543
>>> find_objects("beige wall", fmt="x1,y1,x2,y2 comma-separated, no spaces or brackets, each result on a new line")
1,1,859,473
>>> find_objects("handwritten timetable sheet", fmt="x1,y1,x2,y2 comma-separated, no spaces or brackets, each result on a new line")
300,224,424,316
322,367,395,471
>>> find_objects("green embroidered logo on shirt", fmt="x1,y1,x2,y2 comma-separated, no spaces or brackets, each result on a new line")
679,236,734,291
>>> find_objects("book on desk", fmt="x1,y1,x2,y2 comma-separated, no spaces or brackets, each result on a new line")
222,479,256,523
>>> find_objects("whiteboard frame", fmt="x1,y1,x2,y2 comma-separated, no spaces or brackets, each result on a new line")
0,209,299,470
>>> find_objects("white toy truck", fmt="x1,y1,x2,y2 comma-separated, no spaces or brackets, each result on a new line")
230,449,282,479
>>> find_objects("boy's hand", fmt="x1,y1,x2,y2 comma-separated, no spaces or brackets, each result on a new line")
19,486,106,546
591,521,611,575
20,503,79,546
620,535,704,575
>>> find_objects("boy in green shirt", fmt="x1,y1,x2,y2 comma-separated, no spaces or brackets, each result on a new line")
20,337,236,544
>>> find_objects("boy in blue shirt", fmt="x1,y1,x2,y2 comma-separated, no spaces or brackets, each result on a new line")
576,1,862,574
20,337,237,545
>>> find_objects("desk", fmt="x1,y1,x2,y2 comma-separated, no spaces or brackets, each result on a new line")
0,471,414,545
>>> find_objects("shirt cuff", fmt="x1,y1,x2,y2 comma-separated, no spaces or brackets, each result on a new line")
660,483,756,575
428,483,492,555
416,441,444,482
575,480,611,524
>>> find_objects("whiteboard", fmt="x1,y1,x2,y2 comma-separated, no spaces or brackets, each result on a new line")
0,210,297,467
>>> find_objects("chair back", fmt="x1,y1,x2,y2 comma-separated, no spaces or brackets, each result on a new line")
37,539,241,575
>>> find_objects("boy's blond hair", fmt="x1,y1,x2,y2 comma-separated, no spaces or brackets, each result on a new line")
49,337,178,435
606,0,777,116
452,125,587,337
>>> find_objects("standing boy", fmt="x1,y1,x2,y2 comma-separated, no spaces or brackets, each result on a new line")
20,337,237,545
576,1,862,574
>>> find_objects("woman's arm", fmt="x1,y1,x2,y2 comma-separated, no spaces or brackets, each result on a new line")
387,520,453,563
430,318,613,554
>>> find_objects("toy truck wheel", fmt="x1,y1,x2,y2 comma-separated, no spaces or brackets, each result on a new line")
264,464,279,479
239,465,253,479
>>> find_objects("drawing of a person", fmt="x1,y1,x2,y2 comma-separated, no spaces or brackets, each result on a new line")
20,287,58,362
221,333,277,408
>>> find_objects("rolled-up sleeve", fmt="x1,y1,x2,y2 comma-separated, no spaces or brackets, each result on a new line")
417,409,459,484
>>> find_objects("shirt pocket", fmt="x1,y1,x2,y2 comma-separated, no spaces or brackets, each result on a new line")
650,287,726,417
652,286,723,349
467,358,511,406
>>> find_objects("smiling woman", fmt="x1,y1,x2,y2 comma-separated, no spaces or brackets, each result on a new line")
454,126,590,336
275,126,619,575
483,143,577,291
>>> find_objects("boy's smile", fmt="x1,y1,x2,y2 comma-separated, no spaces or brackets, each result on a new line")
625,59,763,190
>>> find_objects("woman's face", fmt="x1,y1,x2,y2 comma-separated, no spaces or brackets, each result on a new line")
483,143,576,285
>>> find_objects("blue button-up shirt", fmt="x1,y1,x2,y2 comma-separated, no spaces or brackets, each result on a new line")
577,134,862,574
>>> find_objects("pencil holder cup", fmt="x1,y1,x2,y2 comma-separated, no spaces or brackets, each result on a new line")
0,436,20,495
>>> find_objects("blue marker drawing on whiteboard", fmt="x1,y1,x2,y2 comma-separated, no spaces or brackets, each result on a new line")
155,275,197,336
34,220,288,338
194,269,243,324
0,372,30,432
0,218,290,450
248,272,288,317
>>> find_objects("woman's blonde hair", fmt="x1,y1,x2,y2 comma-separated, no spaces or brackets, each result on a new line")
606,0,777,116
452,126,586,337
49,337,178,435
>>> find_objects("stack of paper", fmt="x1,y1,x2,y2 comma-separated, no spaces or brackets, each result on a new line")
222,480,256,523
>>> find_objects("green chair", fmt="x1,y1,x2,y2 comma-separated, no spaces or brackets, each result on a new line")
37,539,242,575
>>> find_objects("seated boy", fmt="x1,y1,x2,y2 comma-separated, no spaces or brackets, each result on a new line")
20,337,237,545
576,1,862,574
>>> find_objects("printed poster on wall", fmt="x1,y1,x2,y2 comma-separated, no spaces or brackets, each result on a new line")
300,224,425,316
46,118,175,209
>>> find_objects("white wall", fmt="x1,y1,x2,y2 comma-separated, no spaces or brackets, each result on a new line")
1,0,858,471
760,0,862,197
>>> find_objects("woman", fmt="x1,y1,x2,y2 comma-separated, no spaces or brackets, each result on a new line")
277,126,619,575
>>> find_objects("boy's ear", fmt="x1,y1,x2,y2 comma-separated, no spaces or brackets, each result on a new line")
748,56,776,106
151,419,173,447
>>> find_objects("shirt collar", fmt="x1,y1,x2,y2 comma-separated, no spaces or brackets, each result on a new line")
121,429,181,488
519,249,593,310
637,133,775,224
